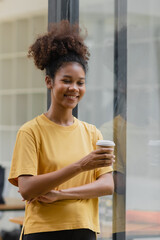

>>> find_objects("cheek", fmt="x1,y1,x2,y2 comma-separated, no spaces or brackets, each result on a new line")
82,86,86,94
53,85,65,95
80,87,86,98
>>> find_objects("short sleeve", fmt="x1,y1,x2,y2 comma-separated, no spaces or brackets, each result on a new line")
8,130,38,187
94,128,113,179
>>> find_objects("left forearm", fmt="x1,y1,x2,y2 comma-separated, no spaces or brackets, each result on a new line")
36,173,114,203
59,174,114,200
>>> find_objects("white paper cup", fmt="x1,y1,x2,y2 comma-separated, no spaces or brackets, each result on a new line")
96,140,115,153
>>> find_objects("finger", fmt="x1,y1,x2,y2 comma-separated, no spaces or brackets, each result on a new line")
40,195,48,199
37,196,49,203
38,199,48,203
95,153,115,160
38,196,47,200
103,153,115,159
95,148,114,153
96,159,115,166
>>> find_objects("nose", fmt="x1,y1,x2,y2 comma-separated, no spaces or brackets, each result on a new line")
68,83,78,91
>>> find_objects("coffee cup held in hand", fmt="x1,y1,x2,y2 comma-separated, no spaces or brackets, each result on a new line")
96,140,115,154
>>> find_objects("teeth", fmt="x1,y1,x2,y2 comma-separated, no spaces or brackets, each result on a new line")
66,96,77,99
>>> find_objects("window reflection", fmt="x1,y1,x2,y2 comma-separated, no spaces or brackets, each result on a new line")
127,0,160,238
80,0,160,239
79,1,115,239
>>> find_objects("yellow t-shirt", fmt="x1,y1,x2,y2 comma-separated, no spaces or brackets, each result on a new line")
8,114,113,235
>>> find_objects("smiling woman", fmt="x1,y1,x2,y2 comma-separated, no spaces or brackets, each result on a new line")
8,20,114,240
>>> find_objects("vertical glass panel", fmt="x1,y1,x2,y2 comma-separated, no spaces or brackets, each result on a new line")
15,57,29,89
32,15,47,33
0,0,47,233
0,60,1,89
1,59,13,89
79,1,114,239
0,22,13,54
31,93,46,118
29,16,47,44
29,60,46,88
16,19,29,52
15,94,28,125
79,0,114,127
0,131,14,163
0,96,1,123
1,95,13,125
127,0,160,239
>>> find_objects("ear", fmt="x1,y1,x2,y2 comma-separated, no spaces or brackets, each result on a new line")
45,75,53,89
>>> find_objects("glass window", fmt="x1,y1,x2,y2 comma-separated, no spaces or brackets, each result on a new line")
126,0,160,238
0,0,47,231
79,0,114,128
79,1,114,239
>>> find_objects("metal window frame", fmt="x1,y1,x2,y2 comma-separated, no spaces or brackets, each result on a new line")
114,0,127,119
113,0,127,239
47,0,79,117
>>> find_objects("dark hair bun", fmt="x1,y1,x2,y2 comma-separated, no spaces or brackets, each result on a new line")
28,20,90,71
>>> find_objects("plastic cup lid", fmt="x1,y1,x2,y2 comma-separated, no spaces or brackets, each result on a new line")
96,140,115,147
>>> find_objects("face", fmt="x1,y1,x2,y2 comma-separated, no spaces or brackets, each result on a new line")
46,62,86,110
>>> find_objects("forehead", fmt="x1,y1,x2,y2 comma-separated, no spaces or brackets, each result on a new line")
56,62,85,76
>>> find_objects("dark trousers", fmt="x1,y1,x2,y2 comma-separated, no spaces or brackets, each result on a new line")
23,229,96,240
112,232,125,240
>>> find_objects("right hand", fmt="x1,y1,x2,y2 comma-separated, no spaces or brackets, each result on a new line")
78,148,115,171
37,190,60,203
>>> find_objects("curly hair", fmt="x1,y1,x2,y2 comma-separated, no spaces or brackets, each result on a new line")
28,20,90,78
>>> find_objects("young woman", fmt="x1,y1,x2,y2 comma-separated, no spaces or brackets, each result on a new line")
9,20,115,240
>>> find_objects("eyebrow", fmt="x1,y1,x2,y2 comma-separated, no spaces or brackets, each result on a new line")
63,75,85,80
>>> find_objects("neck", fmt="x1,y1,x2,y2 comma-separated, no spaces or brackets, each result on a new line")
45,104,74,126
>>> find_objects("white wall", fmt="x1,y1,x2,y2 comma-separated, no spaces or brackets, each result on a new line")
0,0,47,21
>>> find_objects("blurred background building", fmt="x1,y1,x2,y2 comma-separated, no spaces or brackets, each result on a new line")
0,0,160,239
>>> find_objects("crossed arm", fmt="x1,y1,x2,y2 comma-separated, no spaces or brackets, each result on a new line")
18,148,115,203
19,173,114,204
30,173,114,203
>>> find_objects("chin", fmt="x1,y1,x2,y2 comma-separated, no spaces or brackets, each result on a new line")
65,103,78,109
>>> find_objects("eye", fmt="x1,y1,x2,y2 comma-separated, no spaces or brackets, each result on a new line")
63,79,71,84
77,81,85,86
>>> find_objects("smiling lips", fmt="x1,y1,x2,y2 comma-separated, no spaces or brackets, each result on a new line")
64,95,79,100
